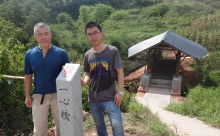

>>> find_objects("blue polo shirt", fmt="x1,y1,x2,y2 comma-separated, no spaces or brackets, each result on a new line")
24,45,69,94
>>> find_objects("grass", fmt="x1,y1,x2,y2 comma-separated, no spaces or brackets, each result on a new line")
84,97,176,136
166,85,220,128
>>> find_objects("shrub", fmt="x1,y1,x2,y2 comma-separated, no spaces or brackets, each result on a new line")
0,78,32,135
206,70,220,86
121,90,132,112
82,85,90,112
174,4,193,15
108,10,130,21
190,52,220,87
141,3,170,18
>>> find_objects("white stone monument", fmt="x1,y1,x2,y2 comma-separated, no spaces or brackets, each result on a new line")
56,63,83,136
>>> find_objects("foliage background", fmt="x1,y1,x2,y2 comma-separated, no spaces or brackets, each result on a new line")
0,0,220,135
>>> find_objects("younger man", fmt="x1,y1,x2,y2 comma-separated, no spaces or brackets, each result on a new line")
81,21,125,136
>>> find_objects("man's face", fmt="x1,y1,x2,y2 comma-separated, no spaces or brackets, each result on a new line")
86,26,103,47
34,26,52,47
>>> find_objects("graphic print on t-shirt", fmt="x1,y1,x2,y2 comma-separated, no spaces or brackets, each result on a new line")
89,58,113,94
90,58,108,76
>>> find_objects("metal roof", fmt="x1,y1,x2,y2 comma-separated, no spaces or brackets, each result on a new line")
128,30,208,59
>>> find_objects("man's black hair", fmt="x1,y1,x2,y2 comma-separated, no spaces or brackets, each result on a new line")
85,21,102,34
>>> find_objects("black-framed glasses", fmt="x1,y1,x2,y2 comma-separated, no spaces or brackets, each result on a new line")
86,31,100,38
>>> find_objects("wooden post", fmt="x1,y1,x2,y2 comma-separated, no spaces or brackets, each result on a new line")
175,51,181,77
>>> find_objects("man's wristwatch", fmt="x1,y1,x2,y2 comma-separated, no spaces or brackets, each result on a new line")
117,91,123,95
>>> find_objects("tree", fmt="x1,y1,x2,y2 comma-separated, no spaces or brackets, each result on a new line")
0,20,32,135
0,0,24,26
56,12,75,30
92,4,115,24
21,0,51,36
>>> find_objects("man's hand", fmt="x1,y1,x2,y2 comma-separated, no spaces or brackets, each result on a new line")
24,74,33,108
81,79,87,87
25,95,32,108
114,93,123,107
81,72,90,87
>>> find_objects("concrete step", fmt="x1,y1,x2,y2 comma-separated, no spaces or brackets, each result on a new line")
151,79,172,85
149,83,171,89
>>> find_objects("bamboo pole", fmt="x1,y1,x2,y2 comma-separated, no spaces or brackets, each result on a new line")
2,75,34,80
2,75,25,80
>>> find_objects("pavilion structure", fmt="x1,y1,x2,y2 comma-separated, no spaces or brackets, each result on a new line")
128,30,208,95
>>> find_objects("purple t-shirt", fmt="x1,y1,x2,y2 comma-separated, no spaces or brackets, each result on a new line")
83,45,123,102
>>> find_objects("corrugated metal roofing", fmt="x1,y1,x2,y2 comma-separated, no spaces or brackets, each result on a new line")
128,30,208,59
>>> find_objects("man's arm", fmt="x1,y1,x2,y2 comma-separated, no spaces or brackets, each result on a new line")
81,72,91,87
116,67,124,92
114,67,124,107
24,74,33,108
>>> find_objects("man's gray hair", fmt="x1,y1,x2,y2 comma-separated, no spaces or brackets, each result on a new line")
34,22,51,35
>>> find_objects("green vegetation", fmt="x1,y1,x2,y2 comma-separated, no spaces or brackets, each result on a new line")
0,0,220,135
190,52,220,87
166,85,220,128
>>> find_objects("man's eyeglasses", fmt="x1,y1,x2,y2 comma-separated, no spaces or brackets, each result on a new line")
86,32,100,38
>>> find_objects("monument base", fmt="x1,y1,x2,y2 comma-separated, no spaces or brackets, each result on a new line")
140,73,152,88
137,86,148,92
171,75,182,96
171,89,181,96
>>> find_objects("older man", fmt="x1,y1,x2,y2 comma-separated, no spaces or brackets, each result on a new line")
24,22,69,136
